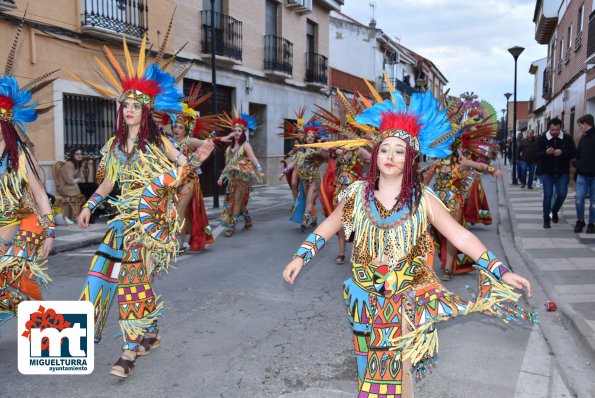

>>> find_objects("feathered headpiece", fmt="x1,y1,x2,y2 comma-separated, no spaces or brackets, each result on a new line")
170,83,221,138
350,74,453,158
458,100,499,161
218,106,257,132
0,6,59,144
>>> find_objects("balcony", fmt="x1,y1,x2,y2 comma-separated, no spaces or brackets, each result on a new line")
587,10,595,65
534,0,558,44
305,53,328,87
0,0,16,12
286,0,312,15
542,67,552,100
264,35,293,78
575,31,583,52
200,11,243,64
557,59,563,74
380,77,418,97
564,51,570,64
81,0,148,43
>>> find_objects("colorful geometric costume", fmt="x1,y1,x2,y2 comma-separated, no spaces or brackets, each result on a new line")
0,17,58,326
293,79,537,397
69,33,190,350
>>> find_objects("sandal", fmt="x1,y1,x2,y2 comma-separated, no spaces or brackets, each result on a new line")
335,255,345,265
109,351,137,378
441,269,452,281
137,333,161,357
243,215,253,230
224,226,235,237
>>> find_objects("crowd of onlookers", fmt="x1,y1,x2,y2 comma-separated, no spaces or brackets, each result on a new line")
499,114,595,233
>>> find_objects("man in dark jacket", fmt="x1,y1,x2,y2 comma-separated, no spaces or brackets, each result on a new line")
518,129,539,189
537,117,577,228
574,114,595,233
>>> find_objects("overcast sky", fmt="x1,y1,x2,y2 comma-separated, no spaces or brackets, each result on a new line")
339,0,546,117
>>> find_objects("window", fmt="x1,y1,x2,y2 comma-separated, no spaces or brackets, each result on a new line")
63,94,116,157
265,0,278,36
569,107,575,137
578,4,584,32
567,25,572,51
560,38,564,61
306,20,316,68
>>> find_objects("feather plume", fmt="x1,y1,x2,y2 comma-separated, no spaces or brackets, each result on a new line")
5,4,28,76
102,46,126,81
137,34,147,77
22,69,60,93
162,42,189,70
155,10,176,65
122,36,135,78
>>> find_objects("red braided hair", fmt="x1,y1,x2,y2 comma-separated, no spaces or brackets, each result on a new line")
1,120,21,169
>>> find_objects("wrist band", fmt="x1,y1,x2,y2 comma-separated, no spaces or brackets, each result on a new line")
187,153,203,168
44,214,56,239
293,233,326,266
476,250,510,280
83,192,103,212
487,166,496,174
256,164,263,172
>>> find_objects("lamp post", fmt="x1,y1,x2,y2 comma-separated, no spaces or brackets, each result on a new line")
504,93,512,165
500,108,506,160
508,46,524,185
210,0,219,207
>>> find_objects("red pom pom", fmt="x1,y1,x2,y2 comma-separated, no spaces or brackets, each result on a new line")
231,118,248,128
0,95,16,110
379,112,421,137
122,77,161,98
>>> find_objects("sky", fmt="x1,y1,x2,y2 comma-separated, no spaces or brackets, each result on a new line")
339,0,546,116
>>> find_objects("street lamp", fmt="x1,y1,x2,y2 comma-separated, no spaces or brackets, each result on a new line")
504,93,512,165
210,0,219,207
508,46,524,185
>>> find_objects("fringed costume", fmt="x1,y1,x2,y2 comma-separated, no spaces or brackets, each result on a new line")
218,110,264,237
289,77,537,397
0,16,58,326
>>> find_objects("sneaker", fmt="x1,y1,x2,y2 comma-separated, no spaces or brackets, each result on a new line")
574,220,586,233
520,183,526,188
527,186,533,190
587,223,595,234
552,212,558,223
543,219,551,229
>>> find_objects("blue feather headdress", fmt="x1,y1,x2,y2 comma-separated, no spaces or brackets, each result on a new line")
218,107,258,132
0,75,38,132
351,76,455,158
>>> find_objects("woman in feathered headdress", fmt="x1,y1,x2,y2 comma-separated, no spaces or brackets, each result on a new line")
282,116,329,231
170,84,218,253
0,14,58,328
283,80,535,397
71,32,214,377
314,91,371,264
422,94,503,281
217,109,264,237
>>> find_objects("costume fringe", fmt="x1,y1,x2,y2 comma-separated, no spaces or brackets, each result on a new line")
0,256,51,287
0,151,27,211
119,298,163,341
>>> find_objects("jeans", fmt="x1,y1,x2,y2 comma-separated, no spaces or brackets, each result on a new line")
575,174,595,223
541,174,569,220
519,161,537,187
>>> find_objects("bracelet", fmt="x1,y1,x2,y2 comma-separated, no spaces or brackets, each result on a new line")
486,166,496,174
293,233,326,266
187,153,203,169
175,152,183,166
83,192,103,212
476,250,510,280
256,164,263,172
44,214,56,239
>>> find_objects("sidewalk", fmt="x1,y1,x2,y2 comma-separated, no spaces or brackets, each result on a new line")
50,184,294,254
497,161,595,393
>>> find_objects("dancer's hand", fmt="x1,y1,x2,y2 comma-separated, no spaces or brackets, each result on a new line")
282,257,304,285
492,169,504,178
194,139,215,163
217,178,223,186
502,272,533,297
78,207,91,229
41,237,54,259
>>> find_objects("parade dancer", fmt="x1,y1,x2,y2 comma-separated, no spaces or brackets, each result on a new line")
217,110,264,237
0,18,58,325
71,34,214,377
171,84,219,252
283,80,536,398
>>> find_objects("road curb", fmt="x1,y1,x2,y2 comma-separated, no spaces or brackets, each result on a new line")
495,166,595,397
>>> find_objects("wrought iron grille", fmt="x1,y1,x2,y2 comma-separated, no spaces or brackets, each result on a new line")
63,94,116,158
264,35,293,75
381,77,418,96
305,52,328,85
200,11,243,61
588,11,595,60
82,0,148,38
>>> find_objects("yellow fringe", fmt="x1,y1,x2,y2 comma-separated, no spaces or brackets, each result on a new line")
0,151,27,212
295,139,372,150
119,298,163,341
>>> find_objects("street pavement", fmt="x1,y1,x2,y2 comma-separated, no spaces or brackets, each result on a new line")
0,175,591,397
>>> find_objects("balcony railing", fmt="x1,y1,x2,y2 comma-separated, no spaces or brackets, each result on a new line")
564,51,570,64
557,59,563,73
0,0,16,11
200,11,243,62
287,0,312,14
82,0,148,39
575,31,583,52
381,77,418,97
264,35,293,76
305,53,328,85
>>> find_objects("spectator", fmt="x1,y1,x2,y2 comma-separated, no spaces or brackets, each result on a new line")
574,114,595,233
518,129,539,189
537,118,576,228
56,148,83,196
516,132,523,181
